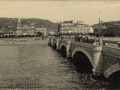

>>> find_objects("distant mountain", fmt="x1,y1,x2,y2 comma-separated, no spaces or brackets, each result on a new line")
92,21,120,36
21,18,58,30
0,18,58,31
92,21,120,29
0,18,17,29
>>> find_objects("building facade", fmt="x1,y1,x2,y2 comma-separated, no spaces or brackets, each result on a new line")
59,20,73,34
36,27,47,36
72,21,90,34
22,24,28,36
16,19,35,36
23,22,35,36
59,20,92,35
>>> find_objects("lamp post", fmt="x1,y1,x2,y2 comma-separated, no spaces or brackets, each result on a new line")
102,26,103,42
98,12,101,46
98,11,105,46
102,25,105,41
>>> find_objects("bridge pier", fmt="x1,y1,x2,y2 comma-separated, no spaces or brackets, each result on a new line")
56,39,59,50
66,41,71,58
92,45,103,76
48,37,120,81
118,42,120,48
48,38,52,46
51,38,54,47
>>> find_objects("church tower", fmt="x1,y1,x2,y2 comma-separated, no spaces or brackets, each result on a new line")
16,18,23,36
17,18,22,29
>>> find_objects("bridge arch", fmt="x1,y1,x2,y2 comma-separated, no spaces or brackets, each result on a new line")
53,42,57,49
60,44,67,57
60,43,67,50
104,63,120,81
72,47,94,73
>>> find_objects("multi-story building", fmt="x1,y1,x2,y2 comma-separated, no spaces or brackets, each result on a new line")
36,27,47,36
72,21,90,34
59,20,92,35
59,20,73,34
22,24,28,36
26,22,35,36
22,21,35,36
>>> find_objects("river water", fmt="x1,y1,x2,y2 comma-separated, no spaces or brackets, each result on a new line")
0,38,118,90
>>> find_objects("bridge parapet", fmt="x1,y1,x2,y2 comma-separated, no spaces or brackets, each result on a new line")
70,41,94,57
103,47,120,57
103,40,120,48
70,41,93,49
102,47,120,78
48,37,120,80
59,39,69,43
103,40,120,44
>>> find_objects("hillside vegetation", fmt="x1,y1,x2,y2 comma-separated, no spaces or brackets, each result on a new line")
0,18,58,30
92,21,120,36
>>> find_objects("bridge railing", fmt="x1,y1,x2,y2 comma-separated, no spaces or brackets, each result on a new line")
70,41,93,48
59,39,70,43
102,40,120,48
103,47,120,58
102,40,119,44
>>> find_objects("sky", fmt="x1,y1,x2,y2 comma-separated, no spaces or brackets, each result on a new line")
0,1,120,25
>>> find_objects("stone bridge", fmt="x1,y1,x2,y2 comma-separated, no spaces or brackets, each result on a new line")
48,37,120,81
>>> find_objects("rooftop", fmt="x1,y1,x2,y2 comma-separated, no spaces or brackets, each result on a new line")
77,21,84,24
63,20,73,23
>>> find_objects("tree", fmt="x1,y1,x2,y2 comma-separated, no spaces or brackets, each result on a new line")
36,32,43,37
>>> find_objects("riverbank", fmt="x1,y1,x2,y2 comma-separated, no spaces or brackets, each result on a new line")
0,37,48,46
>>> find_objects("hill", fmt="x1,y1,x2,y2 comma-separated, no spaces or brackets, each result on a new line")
92,21,120,36
0,18,58,31
92,20,120,28
21,18,58,30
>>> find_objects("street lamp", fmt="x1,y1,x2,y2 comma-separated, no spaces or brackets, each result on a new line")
102,25,106,41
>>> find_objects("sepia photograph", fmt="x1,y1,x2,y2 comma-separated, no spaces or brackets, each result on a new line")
0,0,119,90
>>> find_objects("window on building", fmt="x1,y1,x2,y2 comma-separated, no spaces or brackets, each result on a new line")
87,29,89,32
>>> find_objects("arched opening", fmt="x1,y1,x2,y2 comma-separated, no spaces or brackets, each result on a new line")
61,45,67,58
48,38,53,46
48,39,51,46
73,51,93,73
108,70,120,83
53,43,57,49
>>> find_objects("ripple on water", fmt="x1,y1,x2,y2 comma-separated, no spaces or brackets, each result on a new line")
0,43,117,90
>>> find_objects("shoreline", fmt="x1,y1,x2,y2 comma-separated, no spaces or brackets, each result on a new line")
0,37,48,46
